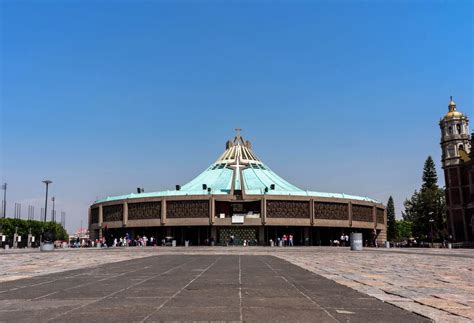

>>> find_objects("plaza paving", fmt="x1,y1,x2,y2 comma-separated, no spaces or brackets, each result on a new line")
0,247,473,322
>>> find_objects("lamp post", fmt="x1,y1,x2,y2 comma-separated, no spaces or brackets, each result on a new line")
51,197,55,222
428,211,435,248
42,180,52,222
2,183,6,218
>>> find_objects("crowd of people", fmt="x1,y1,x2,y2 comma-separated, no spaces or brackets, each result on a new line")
330,233,350,247
269,234,294,247
71,233,167,248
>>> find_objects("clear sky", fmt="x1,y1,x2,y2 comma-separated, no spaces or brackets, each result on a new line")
1,0,473,234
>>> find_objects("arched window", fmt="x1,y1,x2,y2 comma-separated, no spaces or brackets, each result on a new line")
456,124,462,134
459,144,464,152
449,126,453,134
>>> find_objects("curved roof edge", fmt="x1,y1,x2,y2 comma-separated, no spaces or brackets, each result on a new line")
94,131,380,205
95,190,379,204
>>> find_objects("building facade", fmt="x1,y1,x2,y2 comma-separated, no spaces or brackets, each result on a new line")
439,97,474,242
89,131,386,246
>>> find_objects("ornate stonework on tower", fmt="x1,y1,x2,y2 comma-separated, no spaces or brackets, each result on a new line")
440,97,471,167
439,97,474,242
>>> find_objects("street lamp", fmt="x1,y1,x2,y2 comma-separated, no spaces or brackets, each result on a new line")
42,180,52,222
1,183,6,218
428,212,435,248
51,197,55,222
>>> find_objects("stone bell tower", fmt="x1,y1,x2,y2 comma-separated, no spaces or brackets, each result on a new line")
439,96,470,168
439,96,472,242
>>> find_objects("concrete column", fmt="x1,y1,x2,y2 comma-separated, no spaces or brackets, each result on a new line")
261,197,266,225
13,233,18,249
303,227,310,246
258,226,265,245
161,199,166,225
348,202,353,227
378,207,388,244
98,204,103,240
211,226,217,241
27,234,32,248
209,197,215,225
310,199,314,225
372,206,377,229
123,201,128,227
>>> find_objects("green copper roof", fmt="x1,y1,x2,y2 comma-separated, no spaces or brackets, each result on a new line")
96,132,379,204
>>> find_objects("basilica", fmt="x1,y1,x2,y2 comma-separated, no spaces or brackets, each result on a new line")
89,130,386,246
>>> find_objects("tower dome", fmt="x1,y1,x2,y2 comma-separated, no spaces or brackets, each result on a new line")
444,96,464,120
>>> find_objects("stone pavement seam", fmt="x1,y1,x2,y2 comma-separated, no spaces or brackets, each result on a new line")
139,256,222,322
274,252,473,322
261,257,339,322
46,257,198,322
238,255,243,323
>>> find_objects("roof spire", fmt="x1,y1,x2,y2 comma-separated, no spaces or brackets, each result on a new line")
448,96,456,111
234,128,244,144
235,128,242,139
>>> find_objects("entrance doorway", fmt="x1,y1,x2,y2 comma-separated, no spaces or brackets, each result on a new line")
217,227,257,245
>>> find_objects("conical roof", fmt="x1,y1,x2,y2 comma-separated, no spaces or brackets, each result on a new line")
180,130,305,195
97,131,378,203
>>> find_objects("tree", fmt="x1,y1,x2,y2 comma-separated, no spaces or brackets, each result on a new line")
0,218,68,242
402,156,447,241
395,220,413,240
386,196,396,241
422,156,438,190
402,190,419,222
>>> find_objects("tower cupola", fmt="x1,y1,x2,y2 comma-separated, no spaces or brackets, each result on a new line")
439,96,471,168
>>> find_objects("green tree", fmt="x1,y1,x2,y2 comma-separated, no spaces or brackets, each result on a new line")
0,218,68,242
422,156,438,189
386,196,396,241
402,156,446,240
395,220,413,240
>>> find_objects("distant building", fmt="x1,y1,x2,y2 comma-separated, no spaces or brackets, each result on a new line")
89,131,386,246
439,97,474,242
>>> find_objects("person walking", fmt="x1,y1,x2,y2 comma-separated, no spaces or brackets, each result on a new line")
283,234,287,246
289,234,294,247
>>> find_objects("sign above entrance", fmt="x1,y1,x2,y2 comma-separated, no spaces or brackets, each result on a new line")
232,215,244,224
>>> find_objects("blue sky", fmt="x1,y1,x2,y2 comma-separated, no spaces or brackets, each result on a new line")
1,0,473,233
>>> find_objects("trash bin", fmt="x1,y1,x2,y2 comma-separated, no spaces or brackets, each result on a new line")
448,243,452,249
172,240,176,247
350,233,363,251
270,241,274,247
385,241,390,248
278,240,283,247
40,242,54,252
185,240,189,247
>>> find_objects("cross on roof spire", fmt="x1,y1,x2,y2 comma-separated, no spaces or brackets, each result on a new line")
235,128,242,139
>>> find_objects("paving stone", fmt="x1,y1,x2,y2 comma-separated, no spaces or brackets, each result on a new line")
0,254,429,322
1,247,473,322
